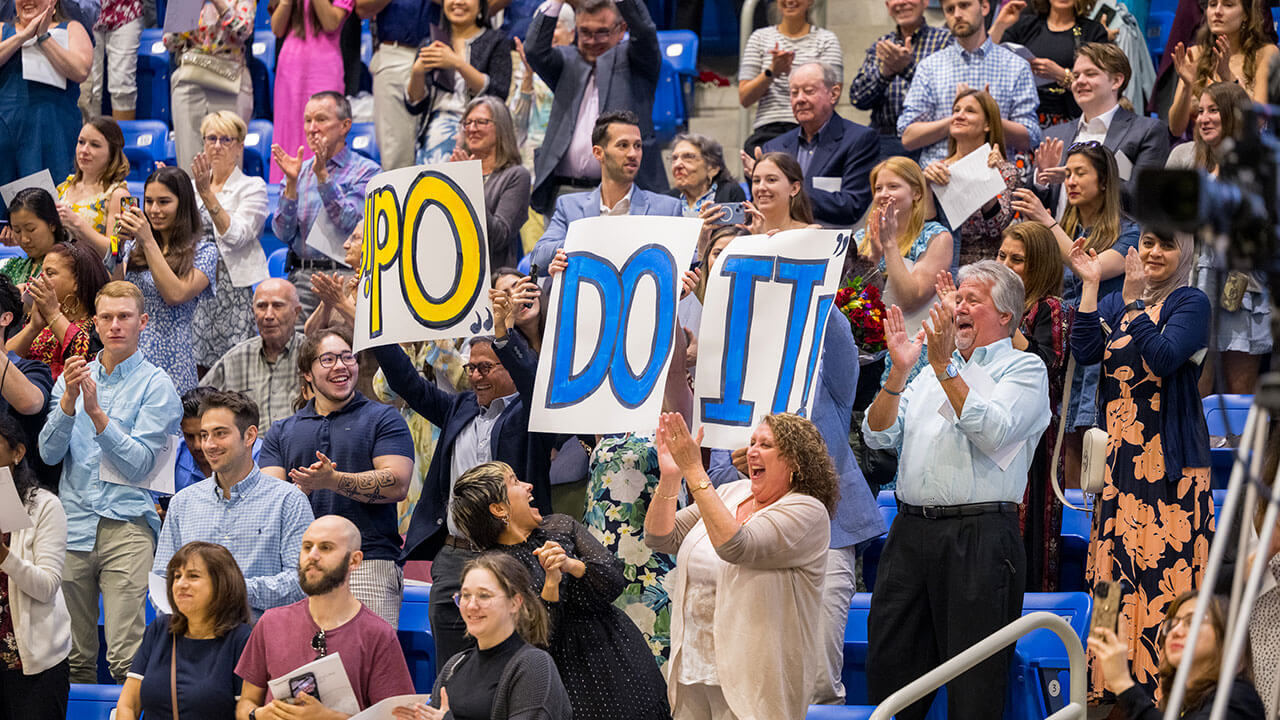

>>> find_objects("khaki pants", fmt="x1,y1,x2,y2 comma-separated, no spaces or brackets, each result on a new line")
82,18,144,115
62,518,155,684
170,68,254,172
673,682,739,720
370,44,418,171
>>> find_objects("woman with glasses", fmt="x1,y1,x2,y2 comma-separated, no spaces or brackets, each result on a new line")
1071,228,1214,699
1090,591,1266,718
190,110,269,376
407,0,513,165
394,553,571,720
451,97,530,269
113,542,252,720
450,462,671,720
114,166,219,392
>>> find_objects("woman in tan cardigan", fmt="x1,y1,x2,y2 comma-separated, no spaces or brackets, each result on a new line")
645,411,835,720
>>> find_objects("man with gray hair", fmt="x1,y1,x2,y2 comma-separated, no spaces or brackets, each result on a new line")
271,91,380,322
754,61,879,228
862,260,1050,719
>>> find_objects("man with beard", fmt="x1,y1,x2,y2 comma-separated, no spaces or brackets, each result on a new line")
528,110,681,272
260,327,415,627
235,515,414,720
155,390,314,618
862,261,1049,719
897,0,1041,168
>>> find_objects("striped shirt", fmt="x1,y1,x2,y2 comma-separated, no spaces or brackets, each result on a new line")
897,37,1042,167
153,466,314,613
848,23,953,136
739,25,844,128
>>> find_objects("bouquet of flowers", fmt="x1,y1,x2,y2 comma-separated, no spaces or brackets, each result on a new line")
835,275,887,359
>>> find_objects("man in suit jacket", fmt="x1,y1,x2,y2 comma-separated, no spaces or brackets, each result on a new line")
1037,42,1169,212
371,311,555,673
761,62,879,228
526,0,666,215
530,110,683,270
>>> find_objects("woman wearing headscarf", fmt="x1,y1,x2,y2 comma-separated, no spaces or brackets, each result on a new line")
1069,229,1214,699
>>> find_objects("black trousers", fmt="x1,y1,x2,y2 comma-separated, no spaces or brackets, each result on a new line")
428,544,480,680
0,658,69,720
866,510,1025,720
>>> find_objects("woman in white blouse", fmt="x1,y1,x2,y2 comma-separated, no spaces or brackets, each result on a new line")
0,413,72,720
189,110,269,374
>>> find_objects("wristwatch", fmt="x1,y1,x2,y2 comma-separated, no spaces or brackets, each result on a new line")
937,362,958,382
36,31,51,44
690,478,712,494
249,710,257,720
763,67,774,79
1124,299,1146,313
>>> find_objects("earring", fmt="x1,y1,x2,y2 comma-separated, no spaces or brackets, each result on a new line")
500,515,509,526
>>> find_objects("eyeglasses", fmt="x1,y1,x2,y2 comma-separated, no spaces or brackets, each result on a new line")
311,629,327,658
203,135,238,146
462,118,494,129
1161,613,1195,637
577,23,621,42
463,361,499,377
1066,140,1102,153
316,352,358,368
452,591,506,607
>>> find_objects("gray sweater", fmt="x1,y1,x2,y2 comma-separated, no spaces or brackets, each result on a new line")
431,641,573,720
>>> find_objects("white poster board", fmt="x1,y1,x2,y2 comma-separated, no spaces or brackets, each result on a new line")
354,161,493,351
163,0,205,33
98,435,181,496
0,468,33,533
933,143,1007,226
350,695,434,720
530,215,701,434
693,228,848,450
267,653,360,715
0,169,59,207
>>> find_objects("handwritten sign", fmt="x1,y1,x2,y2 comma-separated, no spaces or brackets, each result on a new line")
694,228,849,449
354,161,493,350
531,216,701,434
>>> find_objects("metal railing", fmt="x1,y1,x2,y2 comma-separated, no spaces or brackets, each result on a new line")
868,612,1089,720
737,0,828,147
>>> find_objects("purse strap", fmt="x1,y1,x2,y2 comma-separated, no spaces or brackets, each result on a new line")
1049,354,1091,513
170,635,180,720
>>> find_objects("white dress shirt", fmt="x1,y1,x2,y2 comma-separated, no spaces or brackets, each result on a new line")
196,167,270,287
447,391,519,535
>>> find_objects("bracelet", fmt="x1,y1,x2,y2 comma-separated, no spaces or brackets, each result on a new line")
882,384,904,397
656,488,680,501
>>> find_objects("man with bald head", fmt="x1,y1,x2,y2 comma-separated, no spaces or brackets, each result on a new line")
235,515,414,720
202,279,307,429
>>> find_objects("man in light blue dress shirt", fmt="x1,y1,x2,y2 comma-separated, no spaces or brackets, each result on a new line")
40,281,182,684
862,260,1049,719
153,390,314,619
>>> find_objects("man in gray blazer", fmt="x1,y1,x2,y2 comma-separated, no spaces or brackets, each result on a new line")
526,0,667,215
1036,42,1168,212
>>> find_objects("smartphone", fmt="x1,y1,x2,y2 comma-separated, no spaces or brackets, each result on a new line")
1090,580,1122,636
289,672,321,703
120,196,139,212
528,263,540,284
715,202,747,226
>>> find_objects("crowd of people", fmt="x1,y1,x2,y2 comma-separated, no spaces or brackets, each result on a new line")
1,0,1279,718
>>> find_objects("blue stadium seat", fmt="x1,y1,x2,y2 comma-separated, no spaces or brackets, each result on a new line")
262,183,282,253
860,491,897,592
249,31,277,121
806,706,875,719
1204,394,1252,490
517,254,532,275
1146,10,1175,64
136,29,172,127
127,180,145,199
244,120,273,181
843,593,946,718
399,583,436,692
652,61,685,143
361,26,374,67
657,30,698,76
255,0,271,29
267,247,289,279
347,122,381,165
67,684,122,720
119,120,171,182
1060,490,1091,592
0,246,24,262
1007,592,1091,720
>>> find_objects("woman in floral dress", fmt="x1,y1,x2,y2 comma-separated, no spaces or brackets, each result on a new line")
1069,229,1213,699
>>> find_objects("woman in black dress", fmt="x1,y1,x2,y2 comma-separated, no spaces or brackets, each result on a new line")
451,462,670,720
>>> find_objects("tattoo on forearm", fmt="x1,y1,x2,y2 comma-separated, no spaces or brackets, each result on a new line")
336,469,398,503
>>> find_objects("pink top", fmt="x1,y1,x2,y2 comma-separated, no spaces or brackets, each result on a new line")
234,598,414,708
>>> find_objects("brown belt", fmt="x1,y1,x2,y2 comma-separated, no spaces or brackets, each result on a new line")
443,535,476,551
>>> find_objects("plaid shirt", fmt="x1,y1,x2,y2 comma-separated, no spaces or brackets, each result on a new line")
200,332,306,429
849,23,953,136
898,37,1042,167
153,466,315,612
272,145,380,260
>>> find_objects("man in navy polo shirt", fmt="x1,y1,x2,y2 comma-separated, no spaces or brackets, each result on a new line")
259,326,415,627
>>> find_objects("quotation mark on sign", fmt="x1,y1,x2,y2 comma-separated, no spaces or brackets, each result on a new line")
833,233,850,257
469,309,494,334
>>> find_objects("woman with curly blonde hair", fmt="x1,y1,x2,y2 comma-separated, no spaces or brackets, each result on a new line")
646,411,835,720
